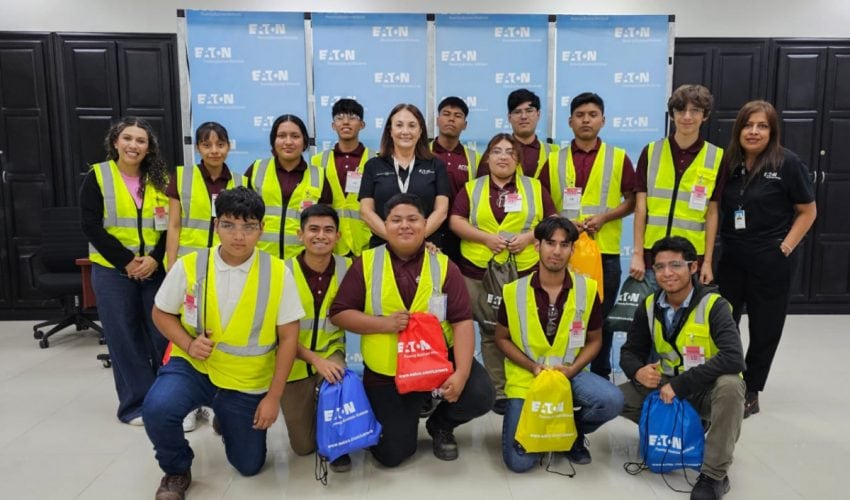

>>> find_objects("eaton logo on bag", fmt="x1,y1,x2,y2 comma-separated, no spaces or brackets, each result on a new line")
398,339,433,354
197,93,235,106
248,23,286,36
372,26,409,38
374,72,411,84
323,401,357,422
561,50,598,63
495,72,532,85
194,47,232,59
494,26,532,38
318,49,357,62
530,400,565,414
441,50,478,63
613,26,652,39
649,433,683,450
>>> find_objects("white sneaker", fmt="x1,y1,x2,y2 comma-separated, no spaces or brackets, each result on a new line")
127,416,144,426
182,410,198,432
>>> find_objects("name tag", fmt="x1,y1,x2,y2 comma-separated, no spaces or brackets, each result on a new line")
429,293,447,322
504,192,523,213
210,193,218,217
689,185,707,211
568,320,586,349
183,283,200,329
300,199,315,211
683,345,705,370
154,206,168,231
734,209,746,230
563,187,582,211
345,171,362,194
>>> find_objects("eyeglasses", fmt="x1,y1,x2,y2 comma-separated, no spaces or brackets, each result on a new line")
333,113,361,122
219,221,261,235
510,107,538,117
489,148,516,157
651,260,694,272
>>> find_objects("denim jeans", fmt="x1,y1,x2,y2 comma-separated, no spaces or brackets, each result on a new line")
91,264,167,423
591,254,623,379
501,370,625,473
143,358,269,476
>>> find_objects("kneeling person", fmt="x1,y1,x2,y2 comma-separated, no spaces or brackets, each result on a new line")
144,187,302,499
330,193,495,467
619,236,745,500
280,204,352,472
496,217,624,472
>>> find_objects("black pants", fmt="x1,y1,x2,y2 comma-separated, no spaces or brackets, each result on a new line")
717,239,795,393
590,254,623,379
364,359,494,467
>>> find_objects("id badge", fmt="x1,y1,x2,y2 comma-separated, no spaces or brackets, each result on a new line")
734,209,746,230
210,193,218,218
183,283,200,329
563,187,582,211
504,192,523,213
683,345,705,370
154,206,168,231
568,320,586,349
429,293,448,322
345,171,362,194
689,185,707,211
300,199,315,211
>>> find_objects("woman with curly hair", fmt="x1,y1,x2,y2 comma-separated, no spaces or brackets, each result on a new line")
81,116,171,425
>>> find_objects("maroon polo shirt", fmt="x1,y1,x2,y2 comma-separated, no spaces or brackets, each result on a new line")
166,162,234,201
564,138,636,194
450,174,558,280
497,270,603,344
245,158,333,204
332,142,366,189
432,139,475,202
296,252,335,308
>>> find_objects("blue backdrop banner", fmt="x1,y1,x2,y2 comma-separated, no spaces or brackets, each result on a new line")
312,13,428,152
186,10,308,172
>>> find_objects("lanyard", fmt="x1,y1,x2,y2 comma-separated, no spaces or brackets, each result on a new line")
394,156,413,193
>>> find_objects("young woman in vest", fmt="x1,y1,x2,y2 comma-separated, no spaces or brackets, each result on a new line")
246,114,332,260
80,117,170,425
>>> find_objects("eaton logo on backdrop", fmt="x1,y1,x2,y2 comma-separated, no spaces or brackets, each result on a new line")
372,25,409,38
494,26,532,38
375,118,384,129
194,47,232,59
464,140,478,151
561,50,598,63
614,72,652,84
248,23,286,36
440,50,478,63
611,116,650,128
464,96,477,107
253,115,276,128
495,72,532,85
560,95,572,107
229,139,237,150
319,95,358,107
494,118,514,130
374,72,411,84
196,93,235,106
251,69,289,83
614,26,652,39
318,49,357,62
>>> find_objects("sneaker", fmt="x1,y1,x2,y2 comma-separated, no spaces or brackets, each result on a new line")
197,406,215,423
492,398,508,416
127,416,144,426
211,415,222,436
427,424,459,461
744,392,760,419
564,435,591,465
329,454,352,473
155,470,191,500
690,473,730,500
182,411,198,433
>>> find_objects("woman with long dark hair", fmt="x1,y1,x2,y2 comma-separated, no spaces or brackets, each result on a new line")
716,100,816,418
80,116,170,425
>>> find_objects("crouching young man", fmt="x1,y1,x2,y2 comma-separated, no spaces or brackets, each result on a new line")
144,187,302,499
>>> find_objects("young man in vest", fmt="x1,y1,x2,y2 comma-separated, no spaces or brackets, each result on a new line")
330,193,494,466
500,88,558,182
279,203,352,472
546,92,636,381
496,217,624,471
629,84,725,286
619,236,745,500
312,98,372,256
450,133,558,415
144,187,303,500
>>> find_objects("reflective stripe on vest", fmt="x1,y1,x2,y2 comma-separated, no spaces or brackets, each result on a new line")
646,292,719,376
176,165,245,257
557,144,615,220
318,147,371,256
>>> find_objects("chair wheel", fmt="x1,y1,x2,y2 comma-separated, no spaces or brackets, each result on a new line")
39,338,49,349
34,330,44,339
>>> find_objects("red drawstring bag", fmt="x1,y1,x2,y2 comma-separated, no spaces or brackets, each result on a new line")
395,312,454,394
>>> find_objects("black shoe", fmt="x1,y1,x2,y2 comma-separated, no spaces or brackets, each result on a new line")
492,398,507,416
564,435,591,465
329,454,351,473
212,415,222,435
427,424,459,461
155,470,191,500
690,474,730,500
744,392,759,419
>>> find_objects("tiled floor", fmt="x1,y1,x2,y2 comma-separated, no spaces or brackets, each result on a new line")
1,315,846,499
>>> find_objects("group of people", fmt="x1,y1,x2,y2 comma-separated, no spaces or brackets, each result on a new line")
80,84,816,500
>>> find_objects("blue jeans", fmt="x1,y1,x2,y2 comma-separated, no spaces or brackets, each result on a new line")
143,358,269,476
591,254,623,379
501,371,625,473
92,264,167,422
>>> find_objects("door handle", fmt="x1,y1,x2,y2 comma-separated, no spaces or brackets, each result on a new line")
821,171,827,183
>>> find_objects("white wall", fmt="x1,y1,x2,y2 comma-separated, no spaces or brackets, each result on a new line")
1,0,848,37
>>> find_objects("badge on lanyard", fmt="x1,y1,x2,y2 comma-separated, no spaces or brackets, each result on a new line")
689,185,707,211
683,345,705,370
210,193,218,218
504,192,523,213
568,320,586,349
563,187,582,211
345,171,362,194
429,293,447,322
300,199,315,211
154,206,168,231
183,282,200,329
734,209,746,230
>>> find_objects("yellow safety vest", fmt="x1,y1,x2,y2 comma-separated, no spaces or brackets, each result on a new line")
531,140,559,179
313,148,371,256
172,248,284,392
361,245,453,376
250,158,325,260
503,272,597,399
459,175,544,272
285,254,351,381
175,164,245,258
645,292,723,377
548,143,627,254
88,160,168,268
644,139,723,252
430,140,482,179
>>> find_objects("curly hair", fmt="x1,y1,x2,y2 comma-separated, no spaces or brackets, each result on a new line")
104,116,169,195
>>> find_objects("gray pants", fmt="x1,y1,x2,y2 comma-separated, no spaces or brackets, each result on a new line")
619,374,744,480
464,275,506,400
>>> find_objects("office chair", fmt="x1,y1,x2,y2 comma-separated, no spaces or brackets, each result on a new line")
32,207,104,348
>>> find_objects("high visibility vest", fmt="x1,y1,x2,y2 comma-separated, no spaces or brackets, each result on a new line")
548,143,627,254
171,248,284,392
430,140,482,179
88,160,168,268
313,148,371,256
361,245,453,376
175,164,245,258
250,158,325,260
503,272,597,399
531,140,559,179
645,292,723,377
459,175,544,272
644,139,723,252
284,254,351,381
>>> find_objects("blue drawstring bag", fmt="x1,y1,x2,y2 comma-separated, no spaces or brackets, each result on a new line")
638,390,704,473
315,369,382,483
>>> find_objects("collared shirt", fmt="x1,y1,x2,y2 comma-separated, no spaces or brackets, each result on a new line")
332,142,366,189
432,139,474,202
656,287,695,340
245,158,333,204
635,135,725,197
166,162,234,201
296,252,335,308
563,138,636,194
